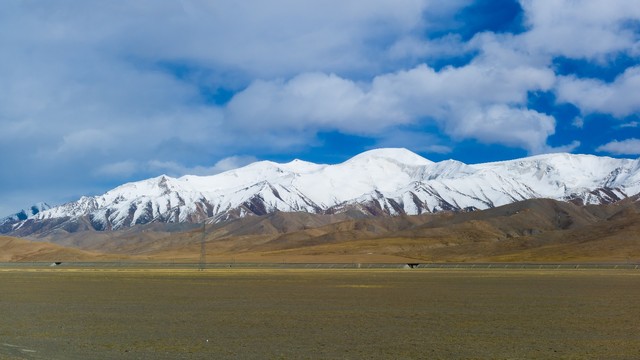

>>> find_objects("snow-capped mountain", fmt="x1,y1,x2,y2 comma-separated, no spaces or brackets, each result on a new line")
6,148,640,235
0,202,51,233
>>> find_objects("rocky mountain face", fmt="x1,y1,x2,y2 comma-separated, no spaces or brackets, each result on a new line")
4,148,640,237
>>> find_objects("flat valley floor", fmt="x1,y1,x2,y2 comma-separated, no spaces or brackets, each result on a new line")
1,267,639,359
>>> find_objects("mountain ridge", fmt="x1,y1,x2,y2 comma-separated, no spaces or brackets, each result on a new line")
4,148,640,237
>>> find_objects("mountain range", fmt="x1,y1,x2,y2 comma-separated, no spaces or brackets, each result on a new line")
3,148,640,238
3,196,640,263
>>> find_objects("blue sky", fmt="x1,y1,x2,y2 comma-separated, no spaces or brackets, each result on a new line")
1,0,639,215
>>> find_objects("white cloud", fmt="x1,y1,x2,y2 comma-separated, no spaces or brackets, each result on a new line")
445,105,556,153
596,138,640,155
556,66,640,117
95,161,138,178
226,73,407,135
372,130,452,155
0,0,471,202
225,58,559,154
147,156,258,177
374,62,554,108
1,0,573,178
210,156,260,173
546,140,581,154
387,34,469,62
2,0,640,213
520,0,640,60
620,121,639,128
2,0,438,80
572,117,585,129
504,1,640,122
52,129,116,157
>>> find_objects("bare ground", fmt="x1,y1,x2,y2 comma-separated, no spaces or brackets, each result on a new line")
0,268,639,359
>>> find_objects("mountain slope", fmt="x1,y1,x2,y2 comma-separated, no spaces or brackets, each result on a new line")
24,198,640,263
5,148,640,236
0,235,114,262
209,198,640,263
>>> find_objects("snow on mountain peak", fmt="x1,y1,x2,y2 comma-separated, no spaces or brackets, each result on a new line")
345,148,433,167
479,153,635,188
0,202,51,225
7,149,640,235
423,159,477,180
279,159,326,173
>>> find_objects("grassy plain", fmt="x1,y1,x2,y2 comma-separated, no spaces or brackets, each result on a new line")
1,268,639,359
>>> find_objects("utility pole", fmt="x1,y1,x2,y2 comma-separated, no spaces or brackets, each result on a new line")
199,222,206,271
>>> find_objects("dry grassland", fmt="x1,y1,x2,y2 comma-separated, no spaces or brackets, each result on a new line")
0,268,639,359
